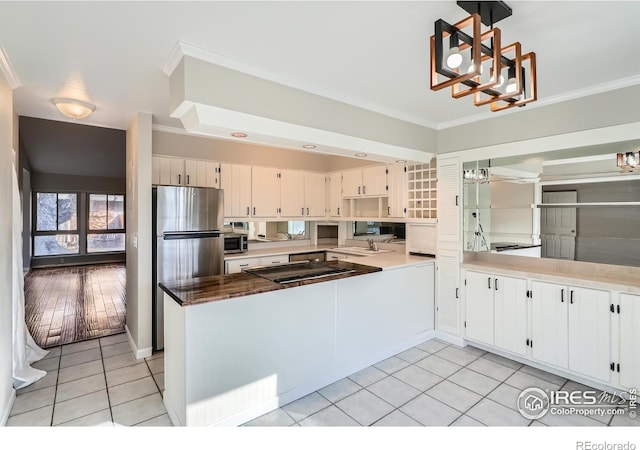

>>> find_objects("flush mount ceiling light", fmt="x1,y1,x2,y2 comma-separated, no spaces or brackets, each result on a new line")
51,97,95,119
430,1,537,112
617,151,640,170
355,153,367,158
230,132,247,138
302,144,316,149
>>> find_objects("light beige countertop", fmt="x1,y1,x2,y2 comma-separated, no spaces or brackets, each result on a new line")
461,260,640,294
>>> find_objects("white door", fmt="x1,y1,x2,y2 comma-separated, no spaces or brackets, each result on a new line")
465,271,495,345
619,293,640,390
328,172,342,217
437,157,461,243
531,281,568,369
541,191,576,260
251,166,280,218
304,172,326,217
494,275,528,356
437,250,461,336
341,169,362,198
280,169,305,217
568,286,611,382
362,165,387,196
387,163,406,218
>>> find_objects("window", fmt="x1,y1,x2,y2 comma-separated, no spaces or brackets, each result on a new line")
34,193,79,256
87,194,125,253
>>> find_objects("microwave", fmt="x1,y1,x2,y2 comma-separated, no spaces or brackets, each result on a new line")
224,233,248,254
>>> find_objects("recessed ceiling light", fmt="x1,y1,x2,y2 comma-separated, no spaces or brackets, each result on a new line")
355,153,367,158
302,144,316,149
396,160,407,163
231,132,247,138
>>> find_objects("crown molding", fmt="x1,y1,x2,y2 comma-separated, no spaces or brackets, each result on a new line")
0,45,21,89
438,74,640,130
161,40,439,130
152,124,189,135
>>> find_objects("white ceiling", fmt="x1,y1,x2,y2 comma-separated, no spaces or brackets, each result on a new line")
1,1,639,133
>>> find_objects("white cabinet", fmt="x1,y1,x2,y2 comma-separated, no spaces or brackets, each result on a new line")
261,255,288,266
465,271,495,345
225,257,263,274
220,163,252,218
325,251,350,261
567,286,611,382
185,159,220,188
153,156,185,186
493,275,528,357
437,157,461,242
327,172,342,217
619,293,640,390
386,163,406,218
280,169,305,217
304,172,326,217
341,166,387,198
436,249,461,336
531,281,569,369
251,166,281,218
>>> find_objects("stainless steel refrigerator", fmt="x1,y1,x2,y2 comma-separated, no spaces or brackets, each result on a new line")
152,185,224,350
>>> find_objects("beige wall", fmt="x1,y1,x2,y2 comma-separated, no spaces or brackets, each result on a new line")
438,85,640,154
0,71,14,424
126,113,153,358
153,130,370,172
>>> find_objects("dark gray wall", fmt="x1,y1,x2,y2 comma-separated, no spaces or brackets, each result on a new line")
30,172,125,192
544,181,640,266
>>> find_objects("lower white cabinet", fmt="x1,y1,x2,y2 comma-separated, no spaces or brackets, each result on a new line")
493,275,528,357
531,281,569,369
465,271,495,345
225,257,262,274
618,293,640,390
437,250,461,336
325,251,350,261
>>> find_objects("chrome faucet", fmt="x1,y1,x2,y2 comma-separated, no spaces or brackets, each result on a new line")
367,239,378,251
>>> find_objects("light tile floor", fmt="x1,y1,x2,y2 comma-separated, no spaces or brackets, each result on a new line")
8,335,639,427
8,333,169,426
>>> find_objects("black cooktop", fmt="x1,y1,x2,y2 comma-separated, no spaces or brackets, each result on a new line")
243,261,354,284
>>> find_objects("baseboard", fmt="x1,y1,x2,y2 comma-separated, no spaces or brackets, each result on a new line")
125,325,152,360
434,330,465,347
0,388,16,426
163,395,182,427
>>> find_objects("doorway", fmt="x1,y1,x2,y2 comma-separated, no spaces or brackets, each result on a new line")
540,191,577,260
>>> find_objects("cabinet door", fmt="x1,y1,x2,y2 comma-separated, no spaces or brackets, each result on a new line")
568,286,611,382
465,271,494,345
362,165,387,196
437,250,461,336
531,281,568,369
184,159,197,187
328,172,342,217
169,158,185,186
201,161,220,188
305,172,326,217
225,257,263,274
152,156,160,185
494,275,528,356
235,165,252,218
341,169,362,198
325,251,349,261
220,163,234,218
620,293,640,390
437,157,460,243
262,255,288,266
280,170,305,217
158,157,173,185
252,166,280,217
387,164,406,218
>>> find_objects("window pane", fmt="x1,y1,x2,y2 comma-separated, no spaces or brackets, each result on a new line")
34,235,79,256
87,233,126,253
89,194,107,230
107,195,125,230
36,193,57,231
57,193,77,231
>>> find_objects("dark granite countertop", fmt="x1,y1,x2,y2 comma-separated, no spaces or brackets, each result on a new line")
159,260,382,307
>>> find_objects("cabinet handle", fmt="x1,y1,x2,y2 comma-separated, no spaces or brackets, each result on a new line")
495,278,498,291
388,206,391,216
307,207,309,215
488,277,491,289
363,186,366,195
253,207,256,215
358,186,361,195
455,288,459,299
455,195,459,206
246,206,250,216
178,174,181,184
186,174,190,185
561,289,565,302
302,207,304,215
239,264,249,267
337,207,340,215
570,290,574,304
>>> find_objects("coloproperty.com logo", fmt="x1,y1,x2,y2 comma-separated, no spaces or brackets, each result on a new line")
517,386,637,420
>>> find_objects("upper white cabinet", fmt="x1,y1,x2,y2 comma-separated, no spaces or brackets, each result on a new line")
341,166,387,198
251,166,281,218
386,163,406,218
304,172,326,217
220,163,251,218
280,169,305,217
153,156,185,186
437,157,460,243
153,156,219,188
619,293,640,391
327,172,342,217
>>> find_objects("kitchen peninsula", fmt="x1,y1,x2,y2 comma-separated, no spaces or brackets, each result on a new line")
159,252,435,426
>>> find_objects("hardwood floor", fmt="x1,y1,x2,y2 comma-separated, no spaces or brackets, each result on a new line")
24,263,126,348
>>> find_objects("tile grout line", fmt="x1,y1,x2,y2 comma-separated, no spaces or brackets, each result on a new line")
49,346,63,426
98,338,116,425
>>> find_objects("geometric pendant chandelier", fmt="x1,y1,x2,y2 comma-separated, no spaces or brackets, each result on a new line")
430,1,537,111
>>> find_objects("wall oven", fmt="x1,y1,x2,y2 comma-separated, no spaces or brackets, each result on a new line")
224,233,248,254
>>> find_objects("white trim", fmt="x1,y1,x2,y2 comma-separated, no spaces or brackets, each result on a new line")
151,124,189,136
125,325,152,360
0,45,21,89
434,330,466,347
536,202,640,207
542,153,617,166
0,389,16,426
161,40,438,129
438,75,640,130
540,173,640,186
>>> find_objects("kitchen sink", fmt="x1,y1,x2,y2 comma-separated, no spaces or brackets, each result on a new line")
330,246,392,255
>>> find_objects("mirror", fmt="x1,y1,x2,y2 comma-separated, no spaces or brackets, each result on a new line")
463,140,640,267
224,221,309,241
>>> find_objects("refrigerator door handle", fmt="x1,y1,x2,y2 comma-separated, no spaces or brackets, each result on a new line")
163,231,223,240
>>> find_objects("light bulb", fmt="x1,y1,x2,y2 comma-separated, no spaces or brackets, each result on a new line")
493,74,505,88
625,152,638,166
506,77,518,94
446,47,463,69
